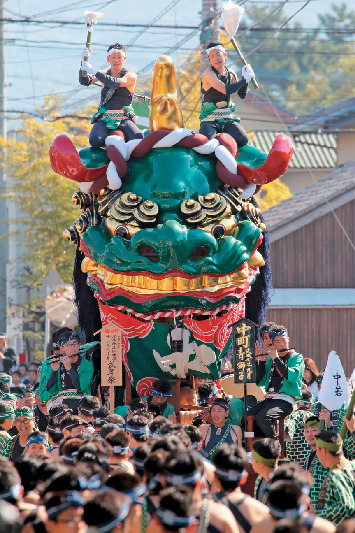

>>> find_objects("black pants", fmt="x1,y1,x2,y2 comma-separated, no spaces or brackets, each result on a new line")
247,398,293,438
199,119,249,147
89,118,143,148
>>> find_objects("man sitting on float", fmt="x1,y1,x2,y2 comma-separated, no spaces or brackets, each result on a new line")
199,42,255,146
39,331,94,413
247,326,305,439
79,42,143,147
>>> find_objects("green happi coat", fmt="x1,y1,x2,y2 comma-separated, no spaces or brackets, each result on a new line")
285,409,312,465
308,457,329,508
316,458,355,526
39,357,94,403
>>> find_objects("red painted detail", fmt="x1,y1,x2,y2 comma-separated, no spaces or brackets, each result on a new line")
216,160,249,188
131,130,170,158
216,133,238,158
136,377,158,397
238,133,293,185
107,145,128,177
177,133,209,148
90,174,109,194
49,134,108,182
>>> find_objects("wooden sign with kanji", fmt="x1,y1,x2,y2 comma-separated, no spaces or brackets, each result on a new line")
100,322,123,387
232,318,257,384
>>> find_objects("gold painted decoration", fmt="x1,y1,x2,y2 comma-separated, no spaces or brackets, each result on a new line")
149,55,183,132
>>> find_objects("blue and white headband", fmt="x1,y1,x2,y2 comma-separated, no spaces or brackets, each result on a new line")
27,435,48,447
198,386,219,405
78,474,102,490
60,331,79,347
133,457,145,472
46,491,85,520
269,329,288,342
267,501,305,520
165,469,202,487
112,445,130,455
86,498,130,533
152,388,173,397
214,467,246,482
122,484,146,504
156,508,196,528
126,424,149,435
0,484,22,502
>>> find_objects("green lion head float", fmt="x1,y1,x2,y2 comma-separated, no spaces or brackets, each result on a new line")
49,56,292,393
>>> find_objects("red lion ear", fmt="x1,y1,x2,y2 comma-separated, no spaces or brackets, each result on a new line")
49,134,108,183
237,133,293,185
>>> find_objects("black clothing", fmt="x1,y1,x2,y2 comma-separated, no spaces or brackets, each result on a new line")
247,397,293,438
46,357,81,392
265,352,292,393
202,66,247,103
79,68,133,110
11,435,25,462
199,120,249,146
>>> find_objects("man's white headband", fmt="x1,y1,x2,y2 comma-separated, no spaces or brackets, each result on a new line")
206,45,225,55
107,48,126,58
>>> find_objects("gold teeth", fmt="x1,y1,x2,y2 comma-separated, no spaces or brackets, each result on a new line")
81,257,260,293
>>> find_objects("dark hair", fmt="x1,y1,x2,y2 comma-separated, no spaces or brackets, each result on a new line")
149,416,169,435
11,370,20,377
213,443,247,491
0,460,21,503
144,450,167,494
158,487,194,533
206,42,224,50
153,379,173,396
132,443,152,476
60,414,84,432
316,429,343,456
14,455,41,494
182,424,202,448
26,430,48,446
303,358,319,384
106,471,141,492
52,327,73,346
151,435,186,454
129,398,148,413
84,490,130,528
267,481,304,515
105,414,125,425
126,415,149,443
270,325,288,339
93,406,110,427
210,397,229,411
36,460,67,486
79,395,100,416
47,417,64,444
253,438,281,460
105,429,130,456
107,43,126,54
100,423,119,439
301,390,312,400
260,322,276,336
165,451,203,482
197,379,215,400
76,442,111,471
48,404,72,424
59,435,89,458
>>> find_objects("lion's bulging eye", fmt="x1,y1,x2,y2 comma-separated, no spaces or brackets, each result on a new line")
212,224,226,239
115,226,130,240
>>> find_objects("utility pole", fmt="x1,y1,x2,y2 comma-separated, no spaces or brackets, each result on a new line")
200,0,220,72
0,0,7,333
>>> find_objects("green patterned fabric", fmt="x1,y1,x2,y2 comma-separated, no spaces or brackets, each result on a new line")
0,429,12,457
285,409,312,465
316,459,355,526
309,458,329,508
344,435,355,461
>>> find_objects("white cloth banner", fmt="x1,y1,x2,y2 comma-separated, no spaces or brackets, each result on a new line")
318,350,347,412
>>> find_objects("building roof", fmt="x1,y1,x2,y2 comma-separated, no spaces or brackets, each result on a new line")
263,161,355,239
291,97,355,132
243,93,295,125
251,131,337,169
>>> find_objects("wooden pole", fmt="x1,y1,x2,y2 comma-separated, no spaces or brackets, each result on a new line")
109,386,114,414
229,37,259,89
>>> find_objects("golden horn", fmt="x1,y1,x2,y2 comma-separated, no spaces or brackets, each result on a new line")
149,55,183,132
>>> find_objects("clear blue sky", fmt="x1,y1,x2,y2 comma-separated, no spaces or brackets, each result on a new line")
4,0,351,123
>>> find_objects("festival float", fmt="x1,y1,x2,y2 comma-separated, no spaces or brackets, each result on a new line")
48,3,293,409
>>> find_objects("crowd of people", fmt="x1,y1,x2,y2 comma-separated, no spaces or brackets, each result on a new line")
0,322,353,532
